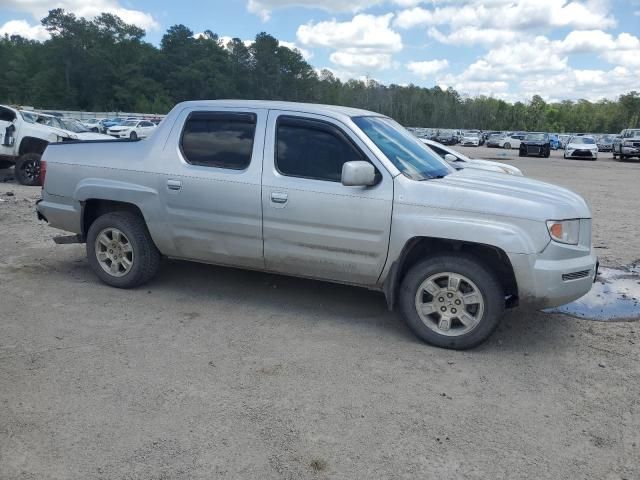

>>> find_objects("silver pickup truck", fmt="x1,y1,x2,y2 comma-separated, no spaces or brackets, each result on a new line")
36,100,597,349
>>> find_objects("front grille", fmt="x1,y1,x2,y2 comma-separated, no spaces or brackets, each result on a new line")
527,145,540,154
573,149,593,157
562,270,591,281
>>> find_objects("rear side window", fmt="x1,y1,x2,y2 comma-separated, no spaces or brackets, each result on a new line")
181,112,256,170
276,116,364,182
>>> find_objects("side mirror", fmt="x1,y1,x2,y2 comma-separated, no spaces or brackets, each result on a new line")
341,161,376,186
444,153,458,162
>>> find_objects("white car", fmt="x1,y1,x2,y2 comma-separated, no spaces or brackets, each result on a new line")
107,120,156,139
57,118,115,140
460,132,480,146
487,133,522,149
421,139,523,176
82,118,106,133
564,136,598,160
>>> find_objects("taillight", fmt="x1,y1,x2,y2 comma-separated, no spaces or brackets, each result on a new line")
40,159,47,187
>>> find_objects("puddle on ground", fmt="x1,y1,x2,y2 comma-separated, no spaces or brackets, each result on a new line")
545,264,640,321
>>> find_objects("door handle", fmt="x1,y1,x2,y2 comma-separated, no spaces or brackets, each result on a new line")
270,192,288,204
167,179,182,191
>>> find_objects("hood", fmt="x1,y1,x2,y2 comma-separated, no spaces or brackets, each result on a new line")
108,126,130,132
464,159,523,176
396,168,591,222
75,132,116,140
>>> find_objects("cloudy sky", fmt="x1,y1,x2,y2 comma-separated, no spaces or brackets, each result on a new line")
1,0,639,102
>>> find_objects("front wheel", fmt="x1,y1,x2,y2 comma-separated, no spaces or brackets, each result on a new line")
503,142,511,149
86,211,160,288
399,255,505,349
130,131,138,140
14,153,42,186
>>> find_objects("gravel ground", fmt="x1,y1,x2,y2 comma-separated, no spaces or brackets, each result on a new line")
1,152,639,479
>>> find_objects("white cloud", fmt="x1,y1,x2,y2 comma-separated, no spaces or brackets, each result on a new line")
0,19,49,40
297,13,403,71
427,26,521,46
394,0,616,32
246,0,383,21
0,0,159,31
407,59,449,77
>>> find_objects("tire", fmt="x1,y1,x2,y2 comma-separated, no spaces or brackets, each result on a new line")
503,142,511,149
86,211,160,288
14,153,42,186
399,254,505,350
519,149,525,157
130,131,138,140
544,147,550,158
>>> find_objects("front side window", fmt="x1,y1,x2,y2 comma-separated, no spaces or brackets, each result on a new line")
181,112,256,170
353,116,452,180
276,117,364,182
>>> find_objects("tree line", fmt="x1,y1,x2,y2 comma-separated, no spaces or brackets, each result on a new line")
1,9,638,133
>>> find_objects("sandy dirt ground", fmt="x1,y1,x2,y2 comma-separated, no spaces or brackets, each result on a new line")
1,151,639,479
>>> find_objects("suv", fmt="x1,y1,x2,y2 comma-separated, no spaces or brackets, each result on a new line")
519,132,551,158
0,105,78,185
612,129,640,160
36,100,597,350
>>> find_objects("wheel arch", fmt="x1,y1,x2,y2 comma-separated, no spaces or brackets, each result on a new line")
383,236,519,311
18,136,49,156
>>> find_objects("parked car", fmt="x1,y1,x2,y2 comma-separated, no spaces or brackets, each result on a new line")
435,130,458,145
107,119,156,139
519,132,551,158
549,134,561,150
82,118,106,133
612,129,640,160
57,118,115,140
0,105,79,185
37,100,597,350
558,134,571,149
102,117,126,129
564,136,598,160
421,138,523,176
486,133,504,148
487,133,521,149
596,135,614,152
460,132,480,146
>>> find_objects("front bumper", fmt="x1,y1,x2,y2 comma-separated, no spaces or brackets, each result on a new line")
621,146,640,155
566,149,597,159
509,229,597,309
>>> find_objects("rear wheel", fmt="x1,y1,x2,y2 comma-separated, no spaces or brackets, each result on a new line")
86,211,160,288
503,142,511,149
14,153,42,186
399,255,505,349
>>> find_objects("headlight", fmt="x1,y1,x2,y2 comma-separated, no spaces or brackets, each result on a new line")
546,219,580,245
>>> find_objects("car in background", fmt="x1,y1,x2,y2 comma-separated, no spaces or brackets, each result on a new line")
460,132,480,146
564,136,598,160
487,133,522,149
596,135,614,152
107,119,156,139
465,129,484,145
612,129,640,160
435,130,458,145
82,118,106,132
420,138,523,176
58,118,114,140
102,117,126,129
519,132,551,158
549,134,561,150
558,134,571,149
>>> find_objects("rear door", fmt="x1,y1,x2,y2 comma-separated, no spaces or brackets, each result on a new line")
261,110,393,286
158,108,266,269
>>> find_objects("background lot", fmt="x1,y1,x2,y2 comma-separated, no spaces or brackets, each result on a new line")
1,152,639,479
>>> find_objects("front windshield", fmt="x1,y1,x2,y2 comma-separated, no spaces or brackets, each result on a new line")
61,119,89,133
353,116,453,180
623,130,640,138
571,137,595,144
123,120,138,126
525,133,545,141
20,111,38,123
